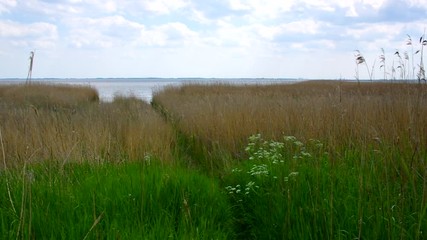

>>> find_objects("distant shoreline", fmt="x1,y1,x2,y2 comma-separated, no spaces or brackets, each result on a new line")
0,77,305,81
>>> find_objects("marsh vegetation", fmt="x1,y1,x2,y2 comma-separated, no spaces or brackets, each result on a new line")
1,81,426,239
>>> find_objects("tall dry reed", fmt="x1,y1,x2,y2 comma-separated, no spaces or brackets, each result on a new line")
0,84,175,168
0,83,99,108
153,81,427,161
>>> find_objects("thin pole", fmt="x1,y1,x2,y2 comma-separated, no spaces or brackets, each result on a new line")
26,51,35,84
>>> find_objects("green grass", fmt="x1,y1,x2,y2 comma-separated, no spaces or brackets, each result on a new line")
2,134,424,239
223,134,427,239
0,161,233,239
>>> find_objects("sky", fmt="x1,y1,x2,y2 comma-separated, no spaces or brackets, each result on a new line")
0,0,427,79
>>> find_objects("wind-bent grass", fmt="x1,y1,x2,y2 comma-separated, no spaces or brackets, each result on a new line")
0,84,175,168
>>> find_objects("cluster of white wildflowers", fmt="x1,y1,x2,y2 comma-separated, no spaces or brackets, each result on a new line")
225,134,327,215
247,164,269,176
283,135,314,160
284,171,299,182
245,134,319,164
226,134,317,197
245,134,285,163
143,152,152,165
226,181,260,196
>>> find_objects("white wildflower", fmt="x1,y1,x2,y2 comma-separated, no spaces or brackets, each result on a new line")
247,164,269,176
284,136,297,142
301,151,312,158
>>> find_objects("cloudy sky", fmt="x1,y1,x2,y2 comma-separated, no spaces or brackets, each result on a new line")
1,0,426,79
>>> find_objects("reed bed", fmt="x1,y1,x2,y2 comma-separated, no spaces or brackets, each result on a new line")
153,80,427,238
153,81,427,159
0,84,175,168
0,83,99,108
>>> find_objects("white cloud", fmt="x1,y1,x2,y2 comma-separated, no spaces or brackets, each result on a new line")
0,20,58,48
253,24,282,41
93,0,117,13
299,0,388,17
138,22,199,47
281,19,325,35
303,0,386,10
300,0,336,12
0,0,426,79
290,43,307,51
69,29,114,48
159,22,198,43
203,18,327,51
189,8,213,24
234,0,294,20
65,15,144,48
141,0,190,14
0,0,16,13
64,15,198,49
409,0,427,6
345,23,404,41
362,0,387,9
68,15,142,29
252,19,326,43
228,0,251,11
21,0,82,15
79,0,118,13
211,20,257,47
226,0,390,20
138,28,168,47
290,39,335,52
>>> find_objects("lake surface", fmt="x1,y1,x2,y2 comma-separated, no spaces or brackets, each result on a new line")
0,78,301,102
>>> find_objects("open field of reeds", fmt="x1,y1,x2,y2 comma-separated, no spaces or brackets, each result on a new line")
1,81,427,239
0,83,175,168
153,81,427,168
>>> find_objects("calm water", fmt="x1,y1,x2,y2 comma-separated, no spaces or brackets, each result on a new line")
0,78,300,102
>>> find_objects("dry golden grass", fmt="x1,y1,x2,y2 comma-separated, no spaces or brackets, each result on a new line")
0,84,175,168
0,83,99,108
153,81,427,158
